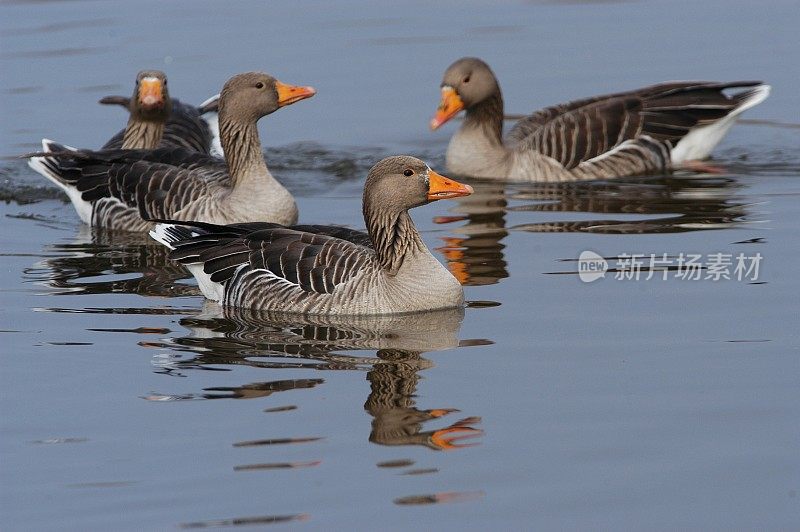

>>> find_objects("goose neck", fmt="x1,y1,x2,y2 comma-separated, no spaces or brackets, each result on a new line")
363,206,426,275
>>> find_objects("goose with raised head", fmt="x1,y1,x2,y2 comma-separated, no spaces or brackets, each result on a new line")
150,156,474,315
27,72,315,231
99,70,221,156
430,57,770,181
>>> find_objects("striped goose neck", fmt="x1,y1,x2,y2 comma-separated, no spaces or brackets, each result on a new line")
219,118,267,184
121,118,164,149
464,91,504,145
364,207,427,276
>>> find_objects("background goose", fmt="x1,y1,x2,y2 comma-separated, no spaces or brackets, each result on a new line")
150,156,474,315
27,72,315,231
99,70,221,156
430,57,770,181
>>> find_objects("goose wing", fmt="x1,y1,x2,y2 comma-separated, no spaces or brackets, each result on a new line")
507,81,764,169
38,145,229,220
162,222,375,294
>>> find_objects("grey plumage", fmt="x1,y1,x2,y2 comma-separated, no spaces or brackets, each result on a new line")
27,72,312,230
101,96,216,154
151,156,472,315
432,57,770,181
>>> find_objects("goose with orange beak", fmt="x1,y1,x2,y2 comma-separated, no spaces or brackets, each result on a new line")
150,156,474,315
29,71,316,230
99,70,223,155
430,57,770,181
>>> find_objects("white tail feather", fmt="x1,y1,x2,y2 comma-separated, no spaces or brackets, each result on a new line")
149,223,224,301
672,84,771,164
27,139,93,224
199,93,223,158
149,223,179,250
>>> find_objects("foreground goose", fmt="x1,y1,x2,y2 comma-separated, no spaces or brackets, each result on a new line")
430,57,770,181
28,72,315,230
99,70,221,155
150,156,474,315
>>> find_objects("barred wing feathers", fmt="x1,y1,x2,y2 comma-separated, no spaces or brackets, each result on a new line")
508,81,766,169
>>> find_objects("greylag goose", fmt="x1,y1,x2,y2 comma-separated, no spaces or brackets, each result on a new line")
150,156,474,315
430,57,770,181
27,72,315,230
99,70,221,155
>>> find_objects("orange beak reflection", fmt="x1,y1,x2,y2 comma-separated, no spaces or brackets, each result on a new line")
430,86,464,130
427,169,473,201
138,78,164,108
275,80,316,107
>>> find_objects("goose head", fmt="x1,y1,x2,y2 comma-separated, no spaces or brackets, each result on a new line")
363,156,473,213
430,57,500,130
130,70,171,122
218,71,316,123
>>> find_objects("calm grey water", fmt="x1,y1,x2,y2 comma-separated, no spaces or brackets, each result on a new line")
1,0,799,530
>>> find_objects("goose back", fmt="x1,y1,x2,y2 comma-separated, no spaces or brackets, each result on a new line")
507,81,768,170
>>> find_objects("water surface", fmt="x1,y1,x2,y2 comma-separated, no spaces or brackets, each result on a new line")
1,0,799,529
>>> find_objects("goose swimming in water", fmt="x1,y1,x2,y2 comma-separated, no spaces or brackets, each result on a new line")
431,57,770,181
98,70,221,156
27,71,315,230
150,156,474,315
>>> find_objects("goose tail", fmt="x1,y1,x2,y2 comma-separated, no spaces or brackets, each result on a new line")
150,221,225,301
198,93,223,158
671,82,771,164
149,222,200,251
27,139,94,224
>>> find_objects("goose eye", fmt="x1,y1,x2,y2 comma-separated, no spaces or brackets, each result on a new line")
255,82,265,89
403,169,414,177
463,75,471,83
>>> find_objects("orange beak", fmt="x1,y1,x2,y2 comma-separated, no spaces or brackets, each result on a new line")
275,80,316,107
138,78,164,108
430,86,464,130
427,169,473,201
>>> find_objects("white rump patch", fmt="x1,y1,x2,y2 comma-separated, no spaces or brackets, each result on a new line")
199,93,223,158
27,139,93,224
186,264,224,302
672,84,771,164
149,223,224,301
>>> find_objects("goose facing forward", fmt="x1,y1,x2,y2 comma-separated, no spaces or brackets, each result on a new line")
28,72,315,231
99,70,221,155
150,156,474,315
430,57,770,181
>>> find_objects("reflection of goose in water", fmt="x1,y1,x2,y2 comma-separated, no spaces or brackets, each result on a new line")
25,225,194,297
434,175,748,285
366,349,481,450
141,303,487,450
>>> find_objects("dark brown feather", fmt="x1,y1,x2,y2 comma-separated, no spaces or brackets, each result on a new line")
508,81,764,169
102,98,215,154
165,222,375,295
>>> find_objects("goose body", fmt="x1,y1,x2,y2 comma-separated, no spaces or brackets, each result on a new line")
100,91,221,156
95,70,219,154
150,156,474,315
27,72,314,230
431,58,770,181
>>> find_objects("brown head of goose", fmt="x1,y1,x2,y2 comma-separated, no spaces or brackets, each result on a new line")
27,71,316,231
431,57,770,181
122,70,171,149
150,156,474,315
99,70,221,155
